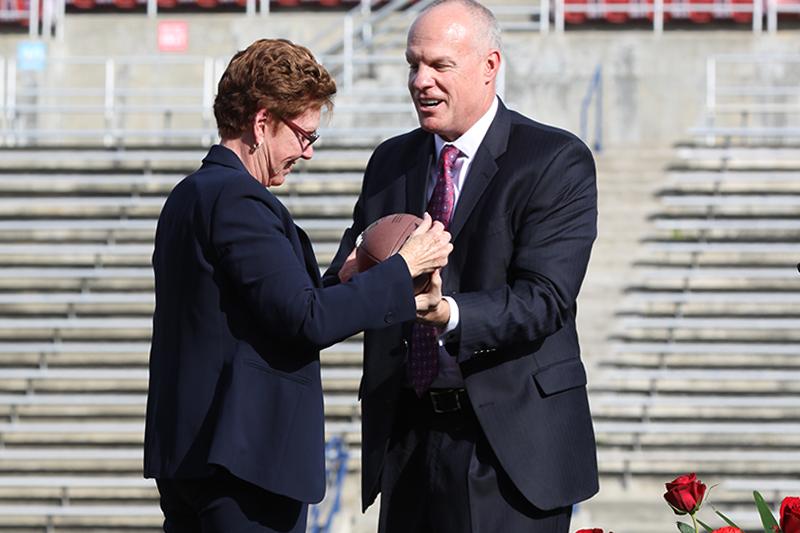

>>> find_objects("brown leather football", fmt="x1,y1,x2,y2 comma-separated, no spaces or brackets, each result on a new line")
356,213,432,294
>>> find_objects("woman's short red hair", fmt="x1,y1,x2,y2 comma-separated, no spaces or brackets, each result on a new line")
213,38,336,140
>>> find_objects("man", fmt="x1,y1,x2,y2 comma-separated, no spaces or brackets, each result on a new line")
324,1,599,531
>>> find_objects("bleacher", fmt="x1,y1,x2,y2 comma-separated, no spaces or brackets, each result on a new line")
0,142,385,530
587,52,800,530
0,0,797,529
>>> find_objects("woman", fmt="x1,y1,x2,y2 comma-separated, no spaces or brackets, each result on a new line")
143,39,451,533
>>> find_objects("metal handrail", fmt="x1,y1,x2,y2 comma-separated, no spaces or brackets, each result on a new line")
580,64,602,153
308,436,350,533
702,54,800,141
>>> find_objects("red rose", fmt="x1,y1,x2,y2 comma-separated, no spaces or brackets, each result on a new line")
575,530,604,533
663,473,707,515
781,496,800,533
711,528,743,533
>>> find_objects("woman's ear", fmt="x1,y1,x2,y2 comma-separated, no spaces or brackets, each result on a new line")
251,108,272,149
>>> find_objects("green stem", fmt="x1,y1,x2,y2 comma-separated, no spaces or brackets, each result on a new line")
691,513,699,533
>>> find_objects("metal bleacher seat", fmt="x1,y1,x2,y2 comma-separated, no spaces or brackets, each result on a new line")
652,216,800,232
623,289,800,305
612,340,800,355
635,263,797,280
668,169,800,184
590,62,800,494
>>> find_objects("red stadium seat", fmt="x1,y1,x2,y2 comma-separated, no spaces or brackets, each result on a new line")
15,0,31,24
777,0,800,19
196,0,218,8
564,0,588,23
70,0,96,9
157,0,177,7
318,0,339,6
605,0,630,23
274,0,300,5
113,0,137,9
688,0,714,22
730,0,754,22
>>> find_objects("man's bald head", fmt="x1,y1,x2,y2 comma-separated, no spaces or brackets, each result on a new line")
416,0,502,55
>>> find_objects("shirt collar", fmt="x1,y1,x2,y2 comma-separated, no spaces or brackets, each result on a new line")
434,96,499,161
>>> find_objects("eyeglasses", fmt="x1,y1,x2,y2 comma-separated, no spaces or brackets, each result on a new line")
281,117,320,150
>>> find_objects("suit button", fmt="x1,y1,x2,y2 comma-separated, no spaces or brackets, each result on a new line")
391,339,408,357
384,312,395,324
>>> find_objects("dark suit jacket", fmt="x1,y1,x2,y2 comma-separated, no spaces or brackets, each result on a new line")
144,145,416,504
324,101,599,511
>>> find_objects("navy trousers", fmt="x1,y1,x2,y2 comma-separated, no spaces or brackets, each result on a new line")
378,389,572,533
156,467,308,533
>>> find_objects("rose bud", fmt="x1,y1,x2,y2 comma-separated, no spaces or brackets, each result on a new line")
781,496,800,533
663,473,707,515
711,528,743,533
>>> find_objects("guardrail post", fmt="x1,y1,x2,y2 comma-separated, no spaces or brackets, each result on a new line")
752,0,762,32
360,0,372,47
55,0,66,39
104,59,115,147
767,0,777,32
654,0,664,33
595,66,602,152
6,59,16,145
580,65,602,152
343,15,354,93
705,56,716,145
29,0,39,37
554,0,565,32
540,0,550,33
42,0,53,38
0,58,4,139
705,56,715,118
260,0,269,16
202,57,214,145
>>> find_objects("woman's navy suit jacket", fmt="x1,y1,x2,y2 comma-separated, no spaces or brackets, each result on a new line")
144,145,415,503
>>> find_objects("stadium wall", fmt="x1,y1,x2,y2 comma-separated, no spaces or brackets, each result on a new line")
0,14,798,148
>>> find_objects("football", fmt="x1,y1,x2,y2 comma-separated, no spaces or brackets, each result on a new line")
356,213,432,294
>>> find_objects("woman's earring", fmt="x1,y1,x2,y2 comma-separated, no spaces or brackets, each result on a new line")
251,141,261,154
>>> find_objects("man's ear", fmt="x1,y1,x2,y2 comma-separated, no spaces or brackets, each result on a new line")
484,50,501,83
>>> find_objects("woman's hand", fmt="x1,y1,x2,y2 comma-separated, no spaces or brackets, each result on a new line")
398,213,452,278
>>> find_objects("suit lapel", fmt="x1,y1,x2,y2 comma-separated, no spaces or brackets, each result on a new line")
295,225,322,287
449,101,512,241
406,138,435,217
448,147,497,240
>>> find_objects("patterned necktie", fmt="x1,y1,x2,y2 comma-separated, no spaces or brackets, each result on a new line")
409,144,460,396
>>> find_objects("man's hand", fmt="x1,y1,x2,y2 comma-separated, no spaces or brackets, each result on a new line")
415,270,451,327
338,248,358,283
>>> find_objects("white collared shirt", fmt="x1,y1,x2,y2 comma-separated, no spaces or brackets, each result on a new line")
427,96,499,209
426,96,499,387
